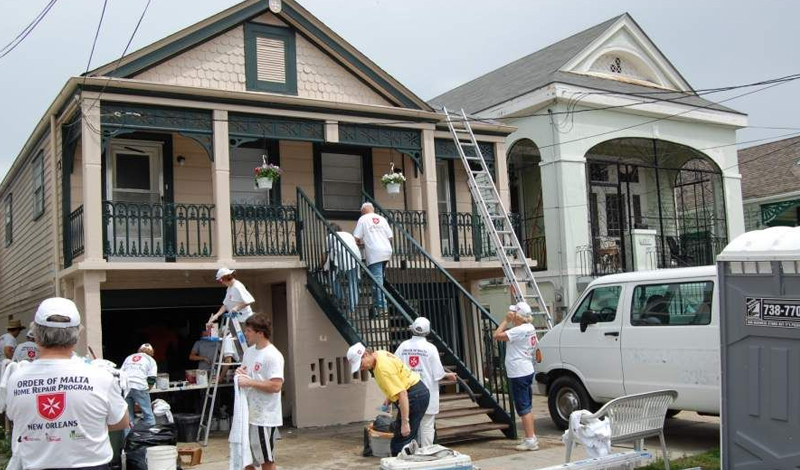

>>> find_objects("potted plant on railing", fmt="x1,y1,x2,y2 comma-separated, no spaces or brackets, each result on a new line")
254,162,282,190
381,170,406,194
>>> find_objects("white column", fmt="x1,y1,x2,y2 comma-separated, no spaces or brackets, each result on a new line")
81,100,105,263
212,110,234,263
723,173,745,239
325,120,339,143
494,141,511,209
420,129,441,257
75,271,105,358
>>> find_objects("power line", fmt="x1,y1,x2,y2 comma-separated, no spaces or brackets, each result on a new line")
0,0,58,60
84,0,109,77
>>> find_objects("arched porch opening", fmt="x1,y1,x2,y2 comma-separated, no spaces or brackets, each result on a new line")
508,139,546,270
583,138,727,274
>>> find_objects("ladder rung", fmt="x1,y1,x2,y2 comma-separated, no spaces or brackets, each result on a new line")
460,142,475,147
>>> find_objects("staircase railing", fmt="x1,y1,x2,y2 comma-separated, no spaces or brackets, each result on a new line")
364,193,516,437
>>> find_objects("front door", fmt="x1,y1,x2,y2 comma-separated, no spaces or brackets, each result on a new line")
559,284,625,402
106,140,165,260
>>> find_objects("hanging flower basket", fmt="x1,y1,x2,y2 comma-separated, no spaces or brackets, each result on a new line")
381,171,406,195
254,163,282,190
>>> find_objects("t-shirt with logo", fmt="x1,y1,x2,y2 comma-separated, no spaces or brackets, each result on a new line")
0,332,18,355
325,232,361,272
373,350,421,403
353,213,393,266
6,358,128,470
12,341,39,362
224,280,255,319
504,323,537,378
395,337,446,415
121,353,158,391
241,343,284,427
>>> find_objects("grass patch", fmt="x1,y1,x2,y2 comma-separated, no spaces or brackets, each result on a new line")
637,448,719,470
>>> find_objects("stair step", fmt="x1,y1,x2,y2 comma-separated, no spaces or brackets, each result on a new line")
439,393,472,402
435,422,510,439
437,406,493,419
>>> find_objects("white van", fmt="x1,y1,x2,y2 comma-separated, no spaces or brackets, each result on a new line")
534,266,719,429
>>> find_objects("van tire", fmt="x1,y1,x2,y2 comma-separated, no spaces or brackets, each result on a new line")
547,376,593,430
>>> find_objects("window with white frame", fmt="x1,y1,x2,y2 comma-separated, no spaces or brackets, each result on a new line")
32,151,44,219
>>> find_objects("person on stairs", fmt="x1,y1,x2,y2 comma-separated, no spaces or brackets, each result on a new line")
121,343,158,428
12,322,39,362
348,342,429,456
323,223,361,315
353,203,393,318
394,317,457,447
235,313,285,470
493,301,540,451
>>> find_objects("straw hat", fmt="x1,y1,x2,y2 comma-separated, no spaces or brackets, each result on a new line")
7,319,25,331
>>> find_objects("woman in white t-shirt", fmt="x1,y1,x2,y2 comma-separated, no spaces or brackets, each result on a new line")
493,301,540,452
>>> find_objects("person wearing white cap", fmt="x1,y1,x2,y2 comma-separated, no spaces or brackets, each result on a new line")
353,202,393,317
5,297,129,470
208,268,256,326
394,317,457,447
11,322,39,362
493,301,540,451
347,342,429,455
120,343,158,428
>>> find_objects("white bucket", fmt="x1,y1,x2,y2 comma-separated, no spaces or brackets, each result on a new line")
196,369,208,386
217,415,231,431
256,177,273,189
386,183,401,194
146,445,177,470
156,374,170,391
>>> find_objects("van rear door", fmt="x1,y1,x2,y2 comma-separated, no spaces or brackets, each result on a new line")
621,279,720,413
560,284,625,402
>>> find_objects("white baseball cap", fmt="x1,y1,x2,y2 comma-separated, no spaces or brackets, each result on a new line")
35,297,81,328
26,322,35,339
509,301,532,317
215,267,235,280
410,317,431,336
347,342,366,375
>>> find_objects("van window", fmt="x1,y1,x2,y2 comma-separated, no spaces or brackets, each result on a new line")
631,281,714,326
571,285,622,323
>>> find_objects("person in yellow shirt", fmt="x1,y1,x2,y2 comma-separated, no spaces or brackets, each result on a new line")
347,342,430,455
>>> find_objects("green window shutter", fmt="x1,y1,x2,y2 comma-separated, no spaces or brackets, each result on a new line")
245,23,297,95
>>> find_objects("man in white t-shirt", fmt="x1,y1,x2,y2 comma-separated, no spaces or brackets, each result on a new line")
1,319,26,359
324,223,361,314
12,323,39,362
6,297,129,470
208,268,254,375
236,313,284,470
493,301,539,451
120,343,158,428
352,203,393,316
394,317,457,447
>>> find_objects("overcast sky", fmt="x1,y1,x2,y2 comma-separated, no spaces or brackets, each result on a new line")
1,0,799,177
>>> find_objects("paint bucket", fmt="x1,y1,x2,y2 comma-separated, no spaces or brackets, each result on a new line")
217,415,230,432
145,445,177,470
156,374,169,391
185,370,197,384
196,369,208,387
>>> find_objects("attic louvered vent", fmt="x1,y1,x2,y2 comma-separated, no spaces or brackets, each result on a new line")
245,23,297,95
589,53,658,85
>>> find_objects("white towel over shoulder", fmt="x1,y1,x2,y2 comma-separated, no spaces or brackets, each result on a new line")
229,375,252,470
562,409,612,458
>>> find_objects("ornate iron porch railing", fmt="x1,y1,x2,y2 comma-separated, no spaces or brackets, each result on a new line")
102,201,214,259
378,208,427,253
231,204,298,257
68,205,84,263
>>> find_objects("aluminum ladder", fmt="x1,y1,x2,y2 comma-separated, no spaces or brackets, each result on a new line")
443,107,553,333
196,313,247,446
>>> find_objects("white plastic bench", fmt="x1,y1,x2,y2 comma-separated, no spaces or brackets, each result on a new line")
564,389,678,470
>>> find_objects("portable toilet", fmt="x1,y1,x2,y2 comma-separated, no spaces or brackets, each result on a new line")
716,226,800,469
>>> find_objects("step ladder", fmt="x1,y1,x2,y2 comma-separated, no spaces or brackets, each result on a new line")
196,313,248,446
443,107,554,334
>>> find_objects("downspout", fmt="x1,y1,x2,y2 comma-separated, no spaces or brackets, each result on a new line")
49,115,61,296
547,109,569,310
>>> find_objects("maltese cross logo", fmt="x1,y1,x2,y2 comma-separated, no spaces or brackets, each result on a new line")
37,393,66,421
132,355,142,362
408,356,420,368
27,350,35,359
372,217,380,224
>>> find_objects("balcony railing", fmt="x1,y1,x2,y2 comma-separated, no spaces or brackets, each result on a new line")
231,204,298,257
380,208,427,253
439,211,545,269
102,201,214,259
68,205,84,263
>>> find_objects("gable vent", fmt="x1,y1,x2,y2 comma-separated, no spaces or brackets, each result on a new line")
256,37,286,84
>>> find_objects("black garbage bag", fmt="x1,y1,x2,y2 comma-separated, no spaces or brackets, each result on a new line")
124,422,177,452
372,414,395,433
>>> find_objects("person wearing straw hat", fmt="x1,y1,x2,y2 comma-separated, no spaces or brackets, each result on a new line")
394,317,457,447
5,297,129,470
1,318,26,359
11,322,39,362
493,301,540,451
121,343,158,428
347,342,429,455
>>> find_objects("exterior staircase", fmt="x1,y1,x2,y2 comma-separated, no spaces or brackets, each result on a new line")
296,188,516,442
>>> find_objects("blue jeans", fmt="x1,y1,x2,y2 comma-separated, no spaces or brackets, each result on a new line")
332,268,359,314
510,373,534,416
367,261,387,310
391,381,430,455
126,388,155,427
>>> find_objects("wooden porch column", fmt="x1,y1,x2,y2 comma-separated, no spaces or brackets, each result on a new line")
74,271,105,359
81,99,105,263
494,141,511,210
420,129,441,257
212,110,234,263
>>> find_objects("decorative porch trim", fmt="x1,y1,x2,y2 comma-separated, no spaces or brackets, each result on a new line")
100,103,214,158
434,138,495,161
338,123,422,171
761,199,800,225
228,112,324,143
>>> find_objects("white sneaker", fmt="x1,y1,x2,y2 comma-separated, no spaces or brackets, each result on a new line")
514,438,539,451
